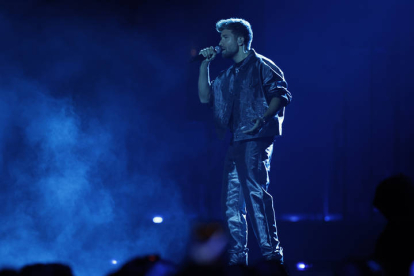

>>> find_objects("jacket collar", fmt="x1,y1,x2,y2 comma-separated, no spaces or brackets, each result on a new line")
230,49,257,73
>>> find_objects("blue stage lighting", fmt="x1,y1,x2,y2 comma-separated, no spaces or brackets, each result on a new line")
288,215,300,222
296,262,307,271
153,216,163,223
111,260,117,265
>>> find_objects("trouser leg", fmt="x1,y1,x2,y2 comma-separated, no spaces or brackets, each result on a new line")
236,137,283,262
222,144,248,265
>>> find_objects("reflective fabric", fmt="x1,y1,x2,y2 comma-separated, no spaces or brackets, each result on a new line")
211,49,292,141
222,137,283,265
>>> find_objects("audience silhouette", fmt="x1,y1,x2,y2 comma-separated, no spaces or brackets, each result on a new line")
373,174,414,276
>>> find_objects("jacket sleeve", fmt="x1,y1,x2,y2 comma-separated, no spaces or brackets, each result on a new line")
261,62,292,106
208,79,215,108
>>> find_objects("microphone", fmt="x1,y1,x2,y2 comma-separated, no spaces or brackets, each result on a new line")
190,46,222,63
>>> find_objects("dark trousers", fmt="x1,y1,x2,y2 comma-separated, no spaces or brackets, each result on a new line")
222,137,283,265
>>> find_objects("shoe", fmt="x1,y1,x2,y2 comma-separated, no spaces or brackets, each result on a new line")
228,251,248,266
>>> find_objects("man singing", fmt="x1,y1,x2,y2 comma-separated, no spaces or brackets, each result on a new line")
197,18,292,266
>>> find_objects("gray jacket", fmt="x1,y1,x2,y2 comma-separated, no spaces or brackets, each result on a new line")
210,49,292,141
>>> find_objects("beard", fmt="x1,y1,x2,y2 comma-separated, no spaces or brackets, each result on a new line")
221,46,238,59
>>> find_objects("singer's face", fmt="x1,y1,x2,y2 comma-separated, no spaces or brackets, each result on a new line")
219,29,239,59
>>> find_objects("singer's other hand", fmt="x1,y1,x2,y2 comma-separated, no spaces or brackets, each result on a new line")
199,46,217,63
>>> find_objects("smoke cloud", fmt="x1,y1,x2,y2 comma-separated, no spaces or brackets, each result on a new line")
0,7,201,276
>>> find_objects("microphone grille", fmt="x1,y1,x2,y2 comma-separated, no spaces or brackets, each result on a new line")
214,46,222,54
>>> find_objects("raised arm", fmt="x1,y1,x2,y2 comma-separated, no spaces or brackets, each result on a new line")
198,46,216,103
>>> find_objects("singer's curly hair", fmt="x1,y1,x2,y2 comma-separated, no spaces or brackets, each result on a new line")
216,18,253,49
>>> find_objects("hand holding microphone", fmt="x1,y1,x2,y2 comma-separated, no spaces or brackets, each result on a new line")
191,46,221,63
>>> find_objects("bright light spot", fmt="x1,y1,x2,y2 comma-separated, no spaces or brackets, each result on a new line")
111,260,117,265
288,216,300,222
153,216,163,223
296,262,306,271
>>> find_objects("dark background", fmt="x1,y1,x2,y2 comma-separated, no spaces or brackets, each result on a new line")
0,0,413,275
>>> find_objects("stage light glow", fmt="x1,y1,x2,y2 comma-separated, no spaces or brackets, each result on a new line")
296,262,306,271
153,216,163,223
288,215,300,222
111,260,117,265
